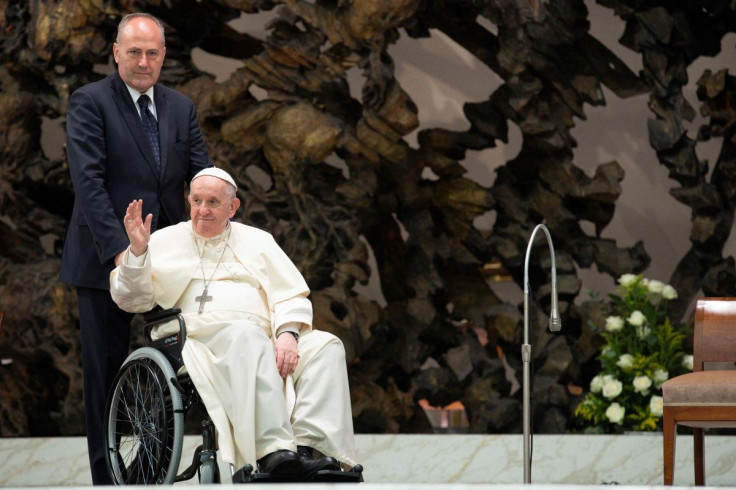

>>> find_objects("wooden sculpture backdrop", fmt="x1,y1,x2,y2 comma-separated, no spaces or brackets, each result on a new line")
0,0,734,436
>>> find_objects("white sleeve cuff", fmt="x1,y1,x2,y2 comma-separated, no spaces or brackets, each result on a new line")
273,296,312,332
276,322,301,339
124,248,148,267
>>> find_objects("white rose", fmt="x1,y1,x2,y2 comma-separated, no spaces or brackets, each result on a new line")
650,395,663,416
653,369,669,388
628,310,646,327
590,375,604,393
647,279,664,294
606,402,626,424
636,325,651,339
605,316,624,332
602,377,623,399
633,375,652,394
662,285,678,300
617,353,634,369
682,354,694,371
618,274,638,287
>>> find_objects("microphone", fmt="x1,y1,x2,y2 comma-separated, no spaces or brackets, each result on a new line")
549,279,562,332
523,224,562,333
522,223,562,484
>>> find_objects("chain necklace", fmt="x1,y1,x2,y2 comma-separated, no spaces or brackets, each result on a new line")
193,224,232,314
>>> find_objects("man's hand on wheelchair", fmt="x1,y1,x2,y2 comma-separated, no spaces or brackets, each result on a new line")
274,332,299,378
123,199,153,257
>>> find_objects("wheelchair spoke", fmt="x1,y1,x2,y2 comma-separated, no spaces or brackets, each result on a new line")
105,349,184,485
108,360,165,483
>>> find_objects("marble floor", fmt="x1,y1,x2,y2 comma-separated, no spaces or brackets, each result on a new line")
1,433,736,487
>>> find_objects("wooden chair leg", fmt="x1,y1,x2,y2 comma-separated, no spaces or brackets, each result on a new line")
693,427,705,486
663,407,676,485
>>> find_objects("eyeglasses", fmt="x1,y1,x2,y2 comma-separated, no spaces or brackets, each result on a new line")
188,195,224,209
125,49,161,61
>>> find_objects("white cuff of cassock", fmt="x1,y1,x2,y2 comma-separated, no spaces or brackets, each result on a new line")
276,322,301,339
273,296,312,332
124,248,148,267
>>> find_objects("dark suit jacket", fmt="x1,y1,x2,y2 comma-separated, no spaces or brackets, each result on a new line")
60,72,212,289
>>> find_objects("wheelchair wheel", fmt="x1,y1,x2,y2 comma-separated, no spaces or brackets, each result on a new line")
104,347,185,484
198,458,218,484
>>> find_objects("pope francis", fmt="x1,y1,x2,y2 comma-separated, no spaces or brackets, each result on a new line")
109,167,358,480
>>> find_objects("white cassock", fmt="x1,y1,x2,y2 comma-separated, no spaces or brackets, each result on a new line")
110,221,357,470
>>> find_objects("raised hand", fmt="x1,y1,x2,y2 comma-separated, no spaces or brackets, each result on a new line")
123,199,153,257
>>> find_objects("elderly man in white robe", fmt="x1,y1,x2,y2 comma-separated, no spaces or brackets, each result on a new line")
109,167,358,480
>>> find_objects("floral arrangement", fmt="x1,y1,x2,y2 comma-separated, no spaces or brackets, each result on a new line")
575,274,693,433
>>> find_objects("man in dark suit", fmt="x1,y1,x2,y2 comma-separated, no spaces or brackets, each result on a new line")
59,12,212,484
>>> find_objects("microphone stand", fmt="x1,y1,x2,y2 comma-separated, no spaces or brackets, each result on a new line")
522,224,562,484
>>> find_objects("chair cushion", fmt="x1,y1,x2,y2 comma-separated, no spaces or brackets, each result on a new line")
663,370,736,405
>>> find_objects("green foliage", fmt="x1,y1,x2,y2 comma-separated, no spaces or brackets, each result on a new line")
574,274,693,433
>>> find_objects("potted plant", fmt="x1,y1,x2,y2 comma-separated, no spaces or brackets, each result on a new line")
575,274,693,433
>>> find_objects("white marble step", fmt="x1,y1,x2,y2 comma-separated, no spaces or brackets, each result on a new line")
1,433,735,487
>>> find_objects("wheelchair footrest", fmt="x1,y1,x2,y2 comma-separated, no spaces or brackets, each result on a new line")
232,464,363,483
309,468,364,482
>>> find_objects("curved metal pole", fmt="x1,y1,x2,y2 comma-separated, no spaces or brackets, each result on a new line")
523,224,561,484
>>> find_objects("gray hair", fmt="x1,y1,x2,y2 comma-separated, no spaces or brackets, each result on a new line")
116,13,165,46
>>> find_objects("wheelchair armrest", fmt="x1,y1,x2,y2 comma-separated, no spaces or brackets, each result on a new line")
143,307,182,323
143,307,186,345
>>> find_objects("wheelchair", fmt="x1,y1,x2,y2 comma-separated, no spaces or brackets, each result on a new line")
103,307,364,485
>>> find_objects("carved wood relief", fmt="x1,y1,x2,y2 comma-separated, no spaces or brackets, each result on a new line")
0,0,734,436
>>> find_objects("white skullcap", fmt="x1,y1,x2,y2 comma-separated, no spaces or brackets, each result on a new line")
191,167,237,190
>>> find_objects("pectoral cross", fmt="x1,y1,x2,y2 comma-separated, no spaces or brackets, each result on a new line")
196,287,213,314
